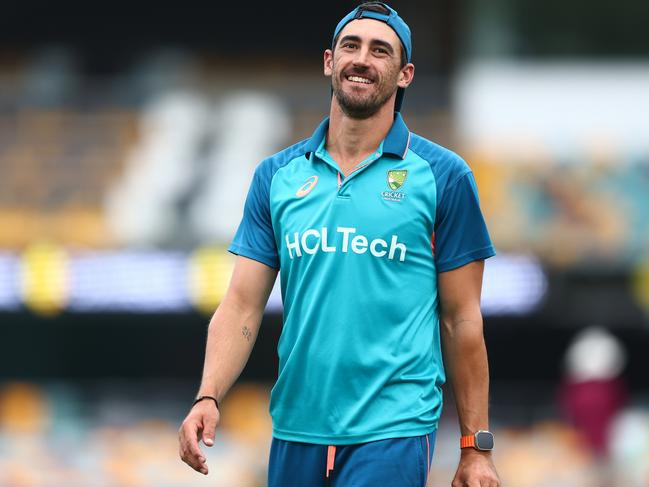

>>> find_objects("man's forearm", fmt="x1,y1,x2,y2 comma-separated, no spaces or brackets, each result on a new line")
196,294,264,403
441,314,490,435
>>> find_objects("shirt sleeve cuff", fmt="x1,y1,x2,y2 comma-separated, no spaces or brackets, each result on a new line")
436,246,496,273
228,243,280,269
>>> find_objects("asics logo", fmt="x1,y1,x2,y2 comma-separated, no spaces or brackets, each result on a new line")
296,176,318,198
285,226,407,262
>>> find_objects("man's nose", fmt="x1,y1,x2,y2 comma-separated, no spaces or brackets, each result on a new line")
352,46,371,67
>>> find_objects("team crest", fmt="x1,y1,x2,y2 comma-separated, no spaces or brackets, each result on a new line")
382,169,408,202
387,170,407,190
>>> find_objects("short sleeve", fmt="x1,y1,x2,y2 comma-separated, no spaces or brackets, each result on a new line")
228,163,279,269
434,172,495,272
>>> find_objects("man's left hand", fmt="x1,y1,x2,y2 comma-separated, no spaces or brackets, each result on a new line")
450,449,500,487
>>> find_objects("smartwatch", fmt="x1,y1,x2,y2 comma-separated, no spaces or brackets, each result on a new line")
460,430,494,451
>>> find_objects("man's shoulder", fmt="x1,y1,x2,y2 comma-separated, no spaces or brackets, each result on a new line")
255,138,311,180
408,133,471,186
408,133,470,173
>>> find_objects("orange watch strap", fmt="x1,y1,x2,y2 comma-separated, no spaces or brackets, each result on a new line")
460,435,476,448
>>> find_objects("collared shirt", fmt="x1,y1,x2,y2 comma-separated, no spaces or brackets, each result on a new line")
229,113,495,444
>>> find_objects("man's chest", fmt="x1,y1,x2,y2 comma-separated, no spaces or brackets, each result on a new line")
269,157,437,263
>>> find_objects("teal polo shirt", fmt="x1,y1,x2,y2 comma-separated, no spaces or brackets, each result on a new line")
229,113,495,445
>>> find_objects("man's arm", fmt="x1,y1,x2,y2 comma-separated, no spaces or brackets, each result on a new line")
438,260,500,487
178,256,278,476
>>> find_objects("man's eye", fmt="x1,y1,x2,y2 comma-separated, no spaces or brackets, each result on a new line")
342,43,357,49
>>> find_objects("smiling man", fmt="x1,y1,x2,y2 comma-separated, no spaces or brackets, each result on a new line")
178,2,500,486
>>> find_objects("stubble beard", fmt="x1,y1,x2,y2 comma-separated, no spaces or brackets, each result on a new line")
332,66,399,120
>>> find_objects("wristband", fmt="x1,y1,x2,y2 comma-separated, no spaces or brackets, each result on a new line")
192,395,220,410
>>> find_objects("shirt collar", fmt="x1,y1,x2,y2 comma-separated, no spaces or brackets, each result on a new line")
304,112,411,160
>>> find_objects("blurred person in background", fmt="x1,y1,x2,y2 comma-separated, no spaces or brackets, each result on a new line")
179,2,500,486
559,326,628,486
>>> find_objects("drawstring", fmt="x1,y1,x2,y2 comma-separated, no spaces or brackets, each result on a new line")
325,445,336,485
426,434,431,483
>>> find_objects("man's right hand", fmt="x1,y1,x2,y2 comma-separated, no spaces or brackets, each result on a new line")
177,257,276,475
178,400,220,475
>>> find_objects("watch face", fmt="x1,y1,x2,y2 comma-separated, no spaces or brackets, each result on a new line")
475,431,494,451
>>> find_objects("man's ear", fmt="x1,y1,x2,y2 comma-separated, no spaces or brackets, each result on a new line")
397,63,415,89
324,49,334,77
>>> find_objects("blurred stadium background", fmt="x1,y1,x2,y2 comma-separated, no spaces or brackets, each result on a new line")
1,1,649,486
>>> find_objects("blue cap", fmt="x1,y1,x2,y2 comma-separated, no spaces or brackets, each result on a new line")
332,3,412,111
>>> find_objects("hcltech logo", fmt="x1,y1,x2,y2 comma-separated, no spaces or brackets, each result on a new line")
382,169,407,202
284,227,407,262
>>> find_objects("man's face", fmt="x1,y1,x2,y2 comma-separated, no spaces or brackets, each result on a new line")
325,19,409,119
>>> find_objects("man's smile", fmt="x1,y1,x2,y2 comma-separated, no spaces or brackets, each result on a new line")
346,75,374,85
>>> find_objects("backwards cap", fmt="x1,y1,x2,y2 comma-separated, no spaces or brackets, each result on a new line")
332,2,412,111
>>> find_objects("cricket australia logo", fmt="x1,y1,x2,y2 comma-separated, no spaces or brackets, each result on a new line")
382,169,407,202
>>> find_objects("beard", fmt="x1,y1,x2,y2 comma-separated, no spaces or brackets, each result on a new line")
332,66,399,120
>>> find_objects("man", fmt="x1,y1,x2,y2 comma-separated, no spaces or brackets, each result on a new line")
179,2,501,486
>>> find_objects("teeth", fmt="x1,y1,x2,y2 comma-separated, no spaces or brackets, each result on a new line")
347,76,373,84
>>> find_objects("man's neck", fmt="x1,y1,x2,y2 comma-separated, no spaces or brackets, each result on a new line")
326,98,396,176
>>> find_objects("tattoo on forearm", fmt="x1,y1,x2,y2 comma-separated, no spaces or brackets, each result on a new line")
242,326,252,342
